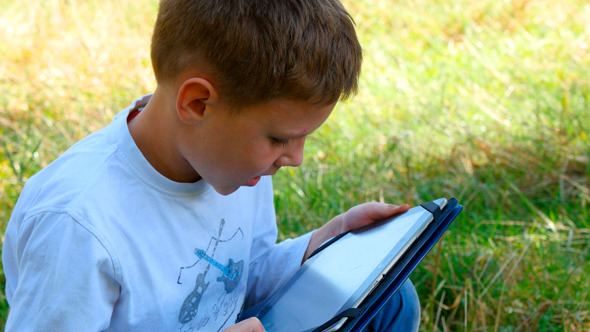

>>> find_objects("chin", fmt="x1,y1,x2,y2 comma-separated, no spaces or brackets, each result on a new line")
211,184,240,196
213,187,239,196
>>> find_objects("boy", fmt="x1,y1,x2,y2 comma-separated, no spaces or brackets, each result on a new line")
3,0,420,330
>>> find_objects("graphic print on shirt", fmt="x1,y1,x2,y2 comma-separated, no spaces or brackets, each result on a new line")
194,248,243,293
177,219,244,331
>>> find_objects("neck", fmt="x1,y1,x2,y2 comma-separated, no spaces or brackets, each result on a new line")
128,86,202,183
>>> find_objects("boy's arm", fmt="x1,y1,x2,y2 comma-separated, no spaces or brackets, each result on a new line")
302,203,410,263
3,211,119,331
244,177,313,309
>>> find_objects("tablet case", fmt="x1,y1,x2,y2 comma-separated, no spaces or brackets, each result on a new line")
311,197,463,331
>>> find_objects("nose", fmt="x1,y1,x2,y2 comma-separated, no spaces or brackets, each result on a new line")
276,137,305,167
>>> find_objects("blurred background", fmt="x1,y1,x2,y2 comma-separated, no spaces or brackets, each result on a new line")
1,0,588,330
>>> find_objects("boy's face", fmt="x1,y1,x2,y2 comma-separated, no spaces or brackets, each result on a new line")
180,99,335,195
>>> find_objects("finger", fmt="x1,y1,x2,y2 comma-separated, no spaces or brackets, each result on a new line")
341,202,410,232
222,317,266,332
387,203,410,216
362,202,410,220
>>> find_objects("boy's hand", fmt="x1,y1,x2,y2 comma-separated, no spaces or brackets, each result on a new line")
223,317,266,332
303,203,410,263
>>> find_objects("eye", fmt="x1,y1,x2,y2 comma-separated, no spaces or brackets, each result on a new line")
270,137,290,147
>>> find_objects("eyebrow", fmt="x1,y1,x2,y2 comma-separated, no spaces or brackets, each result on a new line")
290,131,310,139
278,129,316,140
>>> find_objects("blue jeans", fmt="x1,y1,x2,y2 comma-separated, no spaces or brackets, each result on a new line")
240,279,420,331
362,279,421,332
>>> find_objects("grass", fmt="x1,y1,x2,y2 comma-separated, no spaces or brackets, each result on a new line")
1,0,589,330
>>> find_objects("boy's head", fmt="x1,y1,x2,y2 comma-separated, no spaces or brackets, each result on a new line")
150,0,362,109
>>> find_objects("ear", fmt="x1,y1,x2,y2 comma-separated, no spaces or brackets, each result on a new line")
176,77,219,124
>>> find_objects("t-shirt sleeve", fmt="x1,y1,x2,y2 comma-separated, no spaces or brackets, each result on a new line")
244,232,313,309
3,211,120,331
243,177,314,309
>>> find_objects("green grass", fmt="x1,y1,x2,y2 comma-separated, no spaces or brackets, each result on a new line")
1,0,589,330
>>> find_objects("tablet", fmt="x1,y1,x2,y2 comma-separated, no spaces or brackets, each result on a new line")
256,198,447,331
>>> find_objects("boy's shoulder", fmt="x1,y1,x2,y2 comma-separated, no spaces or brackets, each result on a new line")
16,97,152,221
17,114,123,218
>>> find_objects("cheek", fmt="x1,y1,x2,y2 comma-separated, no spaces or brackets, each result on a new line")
246,146,277,168
242,142,280,169
226,128,279,172
240,132,273,157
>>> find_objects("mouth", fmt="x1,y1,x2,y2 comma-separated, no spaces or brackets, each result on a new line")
245,167,281,187
245,175,262,187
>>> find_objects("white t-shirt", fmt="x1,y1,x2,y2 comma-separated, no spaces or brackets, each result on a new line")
2,95,312,331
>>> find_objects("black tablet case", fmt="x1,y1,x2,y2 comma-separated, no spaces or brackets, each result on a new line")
310,198,463,331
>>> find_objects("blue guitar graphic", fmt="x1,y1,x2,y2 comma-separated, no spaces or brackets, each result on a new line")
177,219,245,328
195,249,244,293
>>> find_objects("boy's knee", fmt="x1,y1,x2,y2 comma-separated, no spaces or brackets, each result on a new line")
366,279,421,332
398,279,421,330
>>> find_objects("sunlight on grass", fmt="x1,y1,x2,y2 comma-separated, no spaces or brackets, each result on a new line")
1,0,589,330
